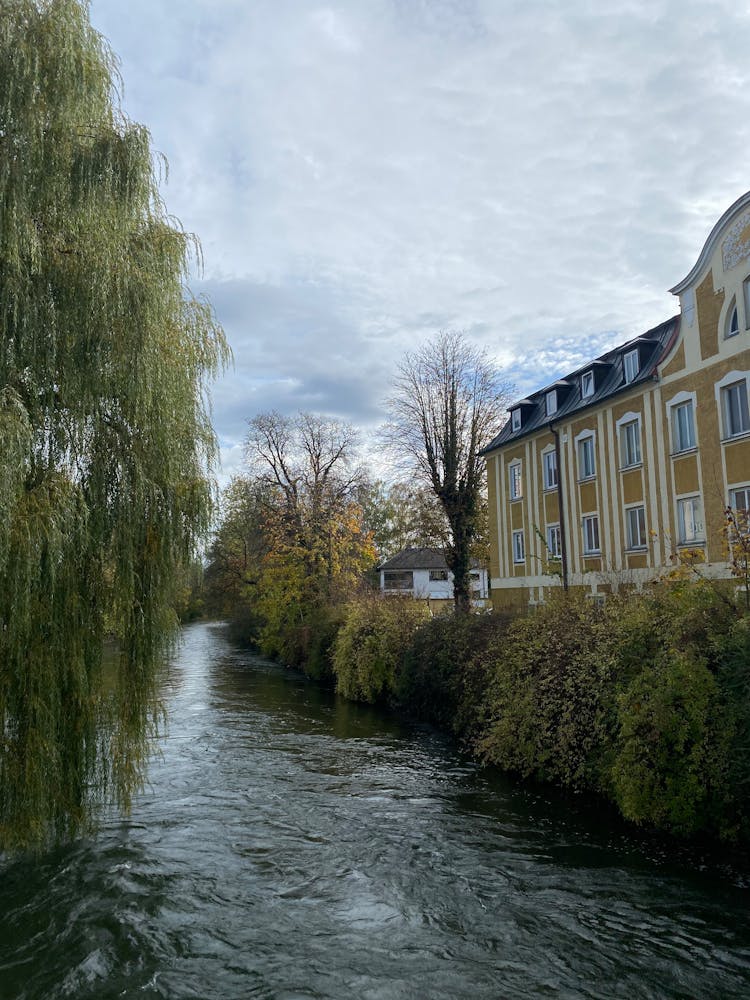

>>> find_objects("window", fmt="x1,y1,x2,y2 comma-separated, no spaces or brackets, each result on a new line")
626,505,647,549
582,515,600,554
620,418,642,467
545,390,557,416
624,349,639,383
512,530,525,564
511,408,521,432
677,496,704,544
744,278,750,329
384,571,413,590
581,371,594,398
726,300,740,338
509,462,522,500
429,569,448,581
671,399,696,452
546,523,561,559
728,488,750,546
543,450,558,490
577,435,596,479
722,380,750,437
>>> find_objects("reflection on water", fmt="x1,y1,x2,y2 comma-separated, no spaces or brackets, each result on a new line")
1,621,749,999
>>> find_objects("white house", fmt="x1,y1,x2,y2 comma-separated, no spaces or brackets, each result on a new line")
377,547,490,609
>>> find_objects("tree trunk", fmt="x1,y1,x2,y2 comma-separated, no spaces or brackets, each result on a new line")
446,517,472,614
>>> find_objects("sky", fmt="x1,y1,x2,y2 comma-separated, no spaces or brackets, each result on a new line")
88,0,750,482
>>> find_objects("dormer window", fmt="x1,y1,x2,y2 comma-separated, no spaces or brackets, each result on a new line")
545,390,557,416
581,371,594,398
726,300,739,339
511,408,521,432
624,349,639,383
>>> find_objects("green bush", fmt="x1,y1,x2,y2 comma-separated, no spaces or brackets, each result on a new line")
397,612,509,739
475,583,747,840
333,596,430,703
611,649,731,837
477,594,618,790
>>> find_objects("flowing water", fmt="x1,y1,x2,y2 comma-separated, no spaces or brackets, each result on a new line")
2,622,750,999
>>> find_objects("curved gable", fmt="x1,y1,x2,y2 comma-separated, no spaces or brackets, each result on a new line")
670,190,750,296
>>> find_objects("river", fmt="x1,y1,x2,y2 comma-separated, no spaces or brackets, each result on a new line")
1,621,749,999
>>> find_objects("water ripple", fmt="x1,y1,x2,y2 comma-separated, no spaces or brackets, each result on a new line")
1,622,750,999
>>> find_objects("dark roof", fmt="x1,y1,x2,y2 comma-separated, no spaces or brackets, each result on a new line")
378,547,448,571
378,547,484,572
480,315,680,454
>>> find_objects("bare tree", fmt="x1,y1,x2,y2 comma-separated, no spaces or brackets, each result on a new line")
245,410,365,586
384,331,513,611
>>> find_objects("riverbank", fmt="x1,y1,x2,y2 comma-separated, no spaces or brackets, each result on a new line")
231,579,750,846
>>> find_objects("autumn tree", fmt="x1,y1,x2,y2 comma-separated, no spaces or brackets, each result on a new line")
385,331,513,611
240,411,375,658
203,476,272,617
0,1,228,850
356,479,448,562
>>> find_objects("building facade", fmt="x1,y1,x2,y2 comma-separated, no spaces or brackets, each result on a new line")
482,192,750,609
378,547,490,609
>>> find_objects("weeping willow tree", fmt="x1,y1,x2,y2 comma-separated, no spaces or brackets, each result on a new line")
0,0,229,851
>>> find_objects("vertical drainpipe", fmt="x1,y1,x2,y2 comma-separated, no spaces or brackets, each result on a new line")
549,422,569,592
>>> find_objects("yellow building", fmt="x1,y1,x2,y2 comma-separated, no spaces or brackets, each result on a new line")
482,192,750,609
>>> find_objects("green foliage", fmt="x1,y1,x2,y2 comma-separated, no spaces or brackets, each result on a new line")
397,612,507,737
206,414,377,661
713,615,750,837
0,1,227,850
475,583,748,840
478,595,618,790
333,596,430,703
355,479,448,562
611,652,730,836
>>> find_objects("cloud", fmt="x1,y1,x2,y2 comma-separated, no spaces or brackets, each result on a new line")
89,0,750,484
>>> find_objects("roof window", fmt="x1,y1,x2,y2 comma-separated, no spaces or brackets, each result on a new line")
545,390,557,416
624,349,639,383
581,371,594,398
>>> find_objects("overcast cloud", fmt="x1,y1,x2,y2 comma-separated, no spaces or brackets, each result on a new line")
89,0,750,480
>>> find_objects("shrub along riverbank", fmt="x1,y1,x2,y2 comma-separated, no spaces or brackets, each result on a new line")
231,581,750,844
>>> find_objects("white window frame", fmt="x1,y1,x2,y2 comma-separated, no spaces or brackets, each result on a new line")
743,278,750,330
512,530,525,564
582,514,600,555
666,390,697,454
727,486,750,548
625,504,647,550
545,390,557,416
542,448,558,490
508,461,523,501
511,408,521,432
581,371,594,398
716,371,750,439
575,431,596,480
676,495,704,545
624,349,639,383
546,523,561,559
428,569,449,582
730,485,750,512
726,298,740,339
617,412,642,468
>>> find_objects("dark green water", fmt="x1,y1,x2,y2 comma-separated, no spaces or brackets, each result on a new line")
2,622,750,999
